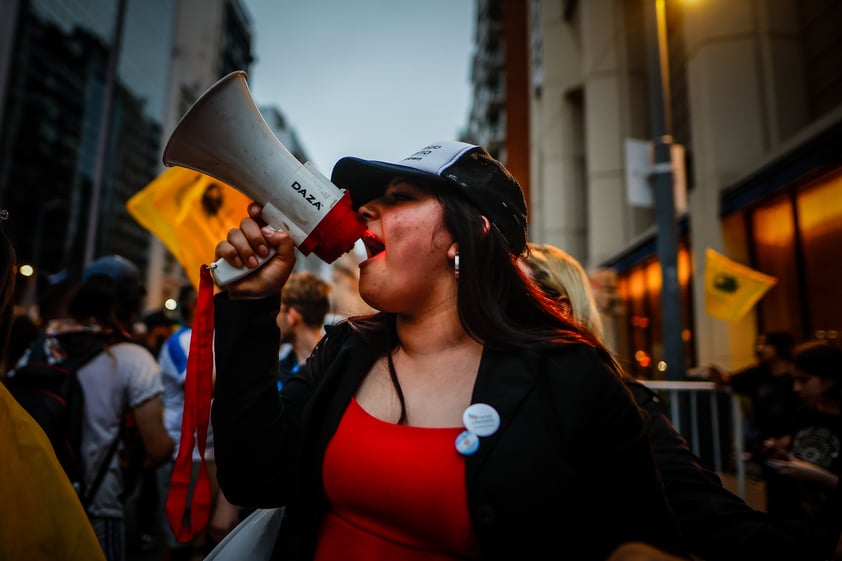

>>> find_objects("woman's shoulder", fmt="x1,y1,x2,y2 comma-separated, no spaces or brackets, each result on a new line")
321,320,357,348
538,341,609,370
533,342,624,393
312,320,366,362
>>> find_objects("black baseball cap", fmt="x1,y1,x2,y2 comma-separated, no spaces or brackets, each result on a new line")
331,141,528,255
82,255,144,301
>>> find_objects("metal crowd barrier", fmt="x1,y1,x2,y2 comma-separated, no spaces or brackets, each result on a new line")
640,380,746,499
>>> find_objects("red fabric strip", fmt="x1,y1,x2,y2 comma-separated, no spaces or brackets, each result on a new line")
166,265,214,542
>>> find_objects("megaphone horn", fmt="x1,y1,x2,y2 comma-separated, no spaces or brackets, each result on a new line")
162,71,365,286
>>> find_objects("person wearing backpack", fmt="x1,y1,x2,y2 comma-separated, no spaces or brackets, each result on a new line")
0,214,107,561
15,255,174,561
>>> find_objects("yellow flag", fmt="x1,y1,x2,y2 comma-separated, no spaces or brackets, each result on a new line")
127,167,252,289
0,384,106,561
704,248,777,322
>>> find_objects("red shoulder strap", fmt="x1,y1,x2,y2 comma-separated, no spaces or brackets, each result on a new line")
166,265,214,542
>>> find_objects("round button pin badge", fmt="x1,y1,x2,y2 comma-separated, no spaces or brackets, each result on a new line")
462,403,500,437
455,430,480,455
455,403,500,456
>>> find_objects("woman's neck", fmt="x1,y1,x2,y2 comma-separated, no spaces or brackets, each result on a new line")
394,305,475,357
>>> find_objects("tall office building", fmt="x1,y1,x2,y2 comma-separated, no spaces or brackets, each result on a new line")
0,0,256,314
147,0,255,306
0,0,176,315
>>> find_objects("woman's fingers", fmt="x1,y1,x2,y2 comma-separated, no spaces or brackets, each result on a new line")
248,201,262,219
213,220,296,298
239,216,271,265
214,217,267,268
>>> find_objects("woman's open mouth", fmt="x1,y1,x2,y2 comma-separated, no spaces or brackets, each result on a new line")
362,229,385,259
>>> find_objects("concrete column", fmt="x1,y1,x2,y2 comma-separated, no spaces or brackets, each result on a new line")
683,0,806,368
581,0,653,266
529,0,588,260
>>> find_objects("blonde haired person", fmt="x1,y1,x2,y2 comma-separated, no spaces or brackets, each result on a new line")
520,243,604,341
520,242,837,561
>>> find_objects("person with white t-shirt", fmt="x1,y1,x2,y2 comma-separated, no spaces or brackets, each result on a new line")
23,255,175,561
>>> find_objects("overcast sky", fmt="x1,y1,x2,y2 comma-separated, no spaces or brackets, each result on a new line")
240,0,476,175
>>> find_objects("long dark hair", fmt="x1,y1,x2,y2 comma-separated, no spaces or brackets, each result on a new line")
347,181,617,370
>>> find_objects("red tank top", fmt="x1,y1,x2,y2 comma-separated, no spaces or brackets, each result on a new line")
314,397,481,560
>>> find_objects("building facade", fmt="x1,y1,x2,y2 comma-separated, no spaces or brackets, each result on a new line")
469,0,842,377
0,0,178,316
0,0,260,316
146,0,255,308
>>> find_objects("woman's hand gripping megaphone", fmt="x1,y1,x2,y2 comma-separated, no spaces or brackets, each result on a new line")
213,202,297,298
161,71,366,288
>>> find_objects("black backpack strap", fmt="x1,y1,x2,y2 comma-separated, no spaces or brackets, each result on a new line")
17,331,109,371
62,336,108,371
55,333,113,509
18,332,49,365
75,336,134,511
80,420,125,510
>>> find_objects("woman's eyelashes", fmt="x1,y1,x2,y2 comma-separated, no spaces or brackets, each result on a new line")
383,186,414,203
382,180,427,204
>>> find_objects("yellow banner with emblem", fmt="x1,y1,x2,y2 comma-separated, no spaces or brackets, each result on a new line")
127,167,251,290
704,248,777,322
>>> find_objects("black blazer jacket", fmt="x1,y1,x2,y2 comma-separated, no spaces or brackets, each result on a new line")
211,294,687,561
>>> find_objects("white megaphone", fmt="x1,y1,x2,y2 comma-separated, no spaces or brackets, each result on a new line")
163,70,366,287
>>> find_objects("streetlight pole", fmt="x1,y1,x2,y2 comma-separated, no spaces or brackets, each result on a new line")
83,0,127,266
645,0,686,380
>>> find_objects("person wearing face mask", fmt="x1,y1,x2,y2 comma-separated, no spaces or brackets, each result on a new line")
209,141,689,561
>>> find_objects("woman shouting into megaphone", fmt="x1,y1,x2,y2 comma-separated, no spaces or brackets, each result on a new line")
210,141,689,561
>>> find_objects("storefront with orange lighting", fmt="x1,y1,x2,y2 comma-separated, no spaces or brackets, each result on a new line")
604,120,842,380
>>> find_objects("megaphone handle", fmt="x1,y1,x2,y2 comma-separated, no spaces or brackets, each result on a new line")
209,248,276,288
210,206,290,288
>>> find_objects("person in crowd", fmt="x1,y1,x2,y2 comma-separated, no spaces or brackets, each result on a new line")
0,216,107,561
55,256,175,561
157,283,239,560
695,331,799,450
765,340,842,553
120,307,181,555
520,242,604,341
521,241,842,560
691,330,802,516
276,271,332,390
141,308,180,358
326,251,375,324
210,141,688,561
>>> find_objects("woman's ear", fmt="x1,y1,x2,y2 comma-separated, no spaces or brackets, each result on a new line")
480,216,491,235
447,242,459,260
